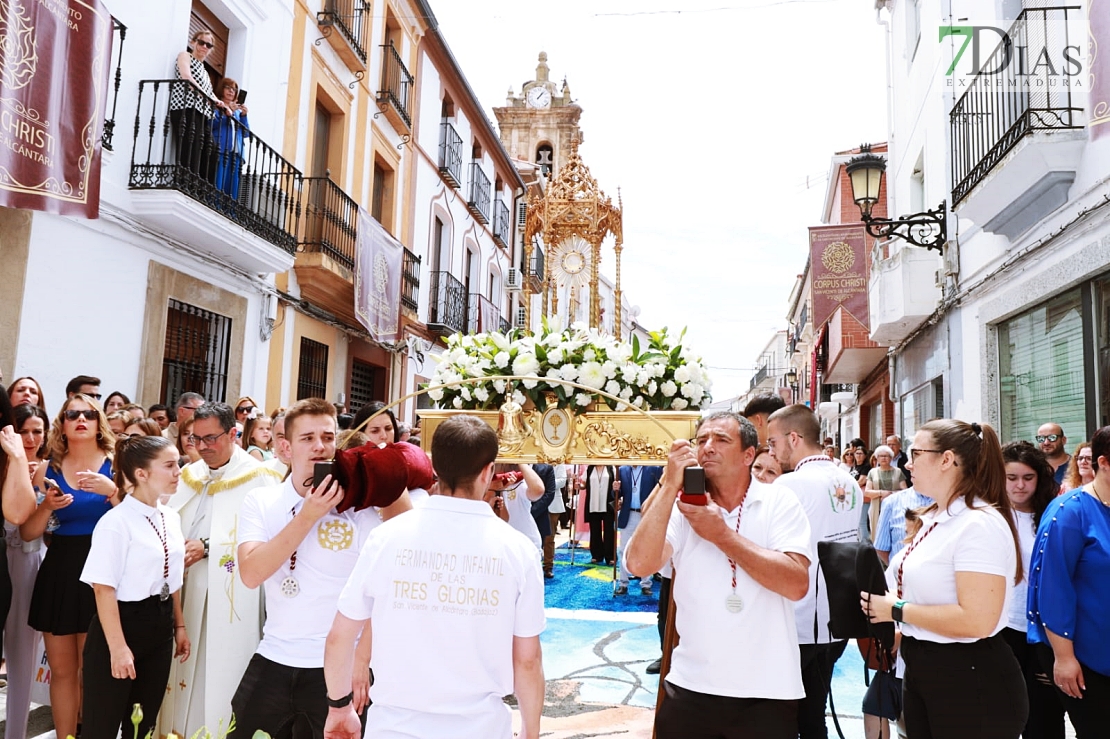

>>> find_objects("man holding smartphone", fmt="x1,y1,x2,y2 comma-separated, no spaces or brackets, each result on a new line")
229,398,412,739
625,411,813,738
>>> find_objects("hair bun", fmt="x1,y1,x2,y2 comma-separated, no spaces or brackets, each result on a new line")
970,422,982,436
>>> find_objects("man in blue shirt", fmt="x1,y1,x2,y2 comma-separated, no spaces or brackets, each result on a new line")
873,487,934,565
614,465,662,595
1037,422,1071,486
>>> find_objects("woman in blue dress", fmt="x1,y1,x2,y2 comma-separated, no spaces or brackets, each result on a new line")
23,395,119,739
212,77,250,201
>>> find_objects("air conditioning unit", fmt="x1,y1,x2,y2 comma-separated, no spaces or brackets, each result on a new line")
506,268,522,291
514,306,527,329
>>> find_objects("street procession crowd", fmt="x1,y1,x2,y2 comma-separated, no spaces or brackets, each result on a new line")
0,370,1108,739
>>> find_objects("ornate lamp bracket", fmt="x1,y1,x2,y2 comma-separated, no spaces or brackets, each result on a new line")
862,202,947,253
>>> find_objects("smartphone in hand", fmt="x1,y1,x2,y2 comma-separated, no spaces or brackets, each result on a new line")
313,461,335,490
236,89,247,105
680,466,708,506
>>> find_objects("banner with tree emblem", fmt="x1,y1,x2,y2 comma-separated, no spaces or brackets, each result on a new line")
0,0,113,216
354,207,403,342
809,224,870,329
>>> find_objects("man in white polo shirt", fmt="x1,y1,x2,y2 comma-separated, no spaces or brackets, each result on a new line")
323,415,546,739
228,398,412,739
767,404,864,739
626,411,812,738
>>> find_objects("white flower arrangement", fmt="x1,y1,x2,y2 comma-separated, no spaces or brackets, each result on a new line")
425,319,712,412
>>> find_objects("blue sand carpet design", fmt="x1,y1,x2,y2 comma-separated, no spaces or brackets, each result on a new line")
544,543,657,612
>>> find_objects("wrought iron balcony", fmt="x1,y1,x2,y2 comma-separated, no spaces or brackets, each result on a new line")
428,270,467,335
129,79,302,255
317,0,368,65
819,383,856,404
402,247,421,312
493,197,511,248
500,316,511,333
300,176,358,269
377,42,413,130
102,19,126,151
468,294,501,334
467,162,491,224
749,364,770,391
950,7,1084,205
438,121,463,188
523,244,544,291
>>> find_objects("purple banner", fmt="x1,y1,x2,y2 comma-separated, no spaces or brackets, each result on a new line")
1092,0,1110,138
355,207,402,342
0,0,113,216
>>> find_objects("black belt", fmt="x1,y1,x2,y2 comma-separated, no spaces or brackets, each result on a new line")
630,508,641,512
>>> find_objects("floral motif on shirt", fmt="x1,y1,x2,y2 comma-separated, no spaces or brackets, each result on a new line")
828,483,858,512
317,520,354,552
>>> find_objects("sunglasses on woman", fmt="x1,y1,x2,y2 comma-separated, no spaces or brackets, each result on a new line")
64,409,99,421
195,40,215,48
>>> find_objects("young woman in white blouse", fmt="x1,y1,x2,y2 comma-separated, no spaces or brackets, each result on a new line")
80,436,189,739
861,419,1027,739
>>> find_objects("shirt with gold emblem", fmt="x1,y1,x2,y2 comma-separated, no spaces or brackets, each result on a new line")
239,478,381,667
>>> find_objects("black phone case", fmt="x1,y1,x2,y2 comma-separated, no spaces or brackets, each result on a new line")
313,461,335,489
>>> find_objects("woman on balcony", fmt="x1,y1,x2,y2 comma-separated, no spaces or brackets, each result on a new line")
170,30,225,186
212,77,250,201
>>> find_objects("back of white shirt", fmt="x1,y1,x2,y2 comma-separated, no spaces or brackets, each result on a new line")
776,459,864,643
502,482,541,549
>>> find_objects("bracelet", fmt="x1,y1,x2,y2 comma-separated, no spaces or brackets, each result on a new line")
202,538,210,558
327,691,354,709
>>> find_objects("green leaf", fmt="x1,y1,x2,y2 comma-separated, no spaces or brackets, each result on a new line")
632,333,640,360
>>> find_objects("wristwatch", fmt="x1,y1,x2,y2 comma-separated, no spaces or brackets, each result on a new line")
201,538,210,559
892,599,907,623
327,691,354,709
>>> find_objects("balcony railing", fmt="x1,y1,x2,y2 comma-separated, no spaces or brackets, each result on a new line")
950,7,1083,205
317,0,368,64
428,270,467,334
493,197,511,248
103,19,126,151
129,79,302,253
467,162,491,223
378,42,413,129
500,316,511,333
525,245,545,282
468,294,501,334
819,383,856,403
402,247,421,311
749,365,770,391
438,121,462,188
300,176,358,269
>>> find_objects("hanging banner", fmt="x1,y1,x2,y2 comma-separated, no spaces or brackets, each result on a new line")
809,224,870,330
0,0,113,217
354,207,403,342
1092,0,1110,138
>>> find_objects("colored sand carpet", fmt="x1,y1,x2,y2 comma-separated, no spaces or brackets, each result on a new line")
545,543,658,613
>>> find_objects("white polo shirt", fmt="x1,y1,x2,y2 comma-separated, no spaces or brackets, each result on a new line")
337,495,546,739
239,479,382,667
892,496,1016,644
82,494,186,601
776,456,865,643
502,481,541,550
664,478,812,700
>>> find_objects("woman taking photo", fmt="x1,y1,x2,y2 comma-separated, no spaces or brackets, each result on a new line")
862,419,1027,738
81,435,189,739
1000,441,1066,738
23,394,119,739
1027,425,1110,737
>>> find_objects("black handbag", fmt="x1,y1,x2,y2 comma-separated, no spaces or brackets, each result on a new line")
816,539,896,651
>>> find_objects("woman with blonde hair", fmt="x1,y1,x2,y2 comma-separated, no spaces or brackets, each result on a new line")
1061,441,1093,493
23,395,120,739
862,419,1027,738
171,29,225,182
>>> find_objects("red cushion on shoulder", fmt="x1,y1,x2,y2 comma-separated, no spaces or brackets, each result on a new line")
334,442,432,512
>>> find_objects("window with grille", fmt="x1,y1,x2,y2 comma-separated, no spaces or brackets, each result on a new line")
161,299,231,406
297,338,329,400
349,360,377,413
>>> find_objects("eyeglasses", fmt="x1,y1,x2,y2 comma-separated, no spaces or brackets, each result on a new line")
910,448,944,461
1035,434,1061,443
188,431,228,446
1078,455,1093,462
765,432,796,450
85,393,102,400
64,409,99,421
195,40,214,48
236,406,254,415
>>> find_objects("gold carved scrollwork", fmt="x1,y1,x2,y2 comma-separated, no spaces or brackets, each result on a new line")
582,420,668,461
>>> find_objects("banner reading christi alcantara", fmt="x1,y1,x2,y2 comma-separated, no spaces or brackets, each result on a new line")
809,224,870,329
0,0,113,217
355,207,403,342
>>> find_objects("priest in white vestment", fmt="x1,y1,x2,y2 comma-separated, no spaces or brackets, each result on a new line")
156,403,282,738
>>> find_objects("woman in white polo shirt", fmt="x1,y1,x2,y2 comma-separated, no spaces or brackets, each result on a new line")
862,419,1027,739
80,436,189,739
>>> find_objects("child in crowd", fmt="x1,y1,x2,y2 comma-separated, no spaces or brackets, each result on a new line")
242,413,274,461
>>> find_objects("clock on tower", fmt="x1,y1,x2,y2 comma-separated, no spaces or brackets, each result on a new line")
494,52,583,179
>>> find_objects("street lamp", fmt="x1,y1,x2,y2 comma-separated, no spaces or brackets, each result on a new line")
845,144,948,253
785,367,799,401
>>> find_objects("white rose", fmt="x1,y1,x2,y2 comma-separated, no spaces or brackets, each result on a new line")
512,353,540,376
671,398,689,411
660,380,678,398
576,393,593,407
494,351,510,369
636,369,653,386
452,397,464,409
601,361,617,379
474,386,490,403
619,386,633,399
605,380,621,396
512,390,527,406
493,379,507,393
578,362,607,390
583,349,597,362
460,386,472,401
647,380,658,396
652,363,666,378
632,396,645,408
558,364,579,381
523,378,539,389
428,387,444,402
674,366,691,384
547,347,564,365
688,364,704,383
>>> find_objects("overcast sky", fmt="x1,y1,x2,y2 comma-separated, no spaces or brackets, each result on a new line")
430,0,889,401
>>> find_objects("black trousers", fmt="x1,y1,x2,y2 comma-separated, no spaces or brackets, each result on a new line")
657,575,672,647
1034,642,1110,738
586,510,615,564
656,680,798,739
82,596,174,739
169,107,217,184
1000,628,1066,739
902,634,1028,739
230,653,328,739
798,640,848,739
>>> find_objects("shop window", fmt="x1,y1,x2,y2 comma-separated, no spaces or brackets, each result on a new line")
998,288,1085,443
297,338,330,400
